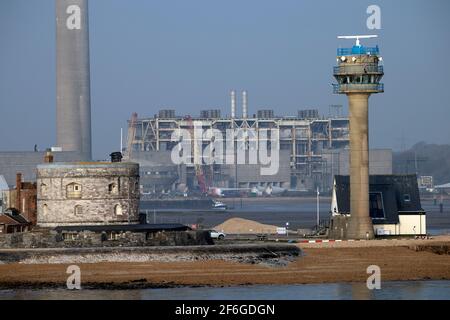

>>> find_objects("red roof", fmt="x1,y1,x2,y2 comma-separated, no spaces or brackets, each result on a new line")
0,214,21,225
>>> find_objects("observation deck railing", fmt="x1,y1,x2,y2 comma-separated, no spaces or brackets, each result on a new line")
337,46,379,56
333,83,384,94
333,65,383,74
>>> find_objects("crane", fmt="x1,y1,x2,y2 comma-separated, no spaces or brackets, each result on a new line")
184,115,207,194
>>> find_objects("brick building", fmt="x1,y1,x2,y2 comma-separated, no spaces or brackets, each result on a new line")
1,173,37,226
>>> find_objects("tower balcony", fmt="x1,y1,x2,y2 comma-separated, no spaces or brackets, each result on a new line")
337,45,379,56
333,83,384,94
333,65,383,76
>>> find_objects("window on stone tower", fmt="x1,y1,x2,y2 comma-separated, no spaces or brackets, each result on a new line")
40,183,47,195
66,183,82,199
114,204,123,216
108,183,118,194
74,205,83,215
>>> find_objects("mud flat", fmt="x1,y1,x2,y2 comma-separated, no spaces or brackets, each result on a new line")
0,239,449,290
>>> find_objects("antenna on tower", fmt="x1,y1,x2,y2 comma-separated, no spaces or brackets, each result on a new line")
337,35,378,47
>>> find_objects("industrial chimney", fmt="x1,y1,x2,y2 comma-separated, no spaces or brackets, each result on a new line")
44,150,54,163
15,173,22,212
242,90,248,119
230,90,236,118
56,0,92,161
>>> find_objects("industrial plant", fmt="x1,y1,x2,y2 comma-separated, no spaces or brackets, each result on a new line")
0,0,435,249
1,0,449,303
126,102,392,195
0,1,415,241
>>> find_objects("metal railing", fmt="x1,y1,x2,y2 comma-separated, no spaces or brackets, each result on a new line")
333,83,384,93
337,46,379,56
333,65,383,74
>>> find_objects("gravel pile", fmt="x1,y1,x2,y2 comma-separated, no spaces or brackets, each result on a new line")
214,218,279,234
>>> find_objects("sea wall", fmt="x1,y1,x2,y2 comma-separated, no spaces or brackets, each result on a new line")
0,229,212,249
0,244,301,266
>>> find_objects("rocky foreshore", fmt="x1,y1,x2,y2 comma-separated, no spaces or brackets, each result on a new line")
0,244,301,266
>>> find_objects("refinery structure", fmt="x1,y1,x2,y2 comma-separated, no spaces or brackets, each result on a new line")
127,102,350,193
126,99,391,194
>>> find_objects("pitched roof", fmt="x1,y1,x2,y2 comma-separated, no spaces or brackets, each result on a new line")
6,213,30,224
0,214,21,225
334,174,424,224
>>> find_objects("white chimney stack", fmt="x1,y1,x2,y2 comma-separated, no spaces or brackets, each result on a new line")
230,90,236,118
242,90,248,118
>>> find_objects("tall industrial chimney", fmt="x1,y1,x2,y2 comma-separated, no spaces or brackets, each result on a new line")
230,90,236,118
56,0,92,160
15,173,22,212
242,90,248,119
333,35,384,240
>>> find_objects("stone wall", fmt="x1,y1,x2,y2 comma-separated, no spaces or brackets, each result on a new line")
328,215,350,239
0,229,212,249
36,162,140,227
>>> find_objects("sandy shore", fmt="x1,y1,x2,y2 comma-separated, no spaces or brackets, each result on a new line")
0,237,449,289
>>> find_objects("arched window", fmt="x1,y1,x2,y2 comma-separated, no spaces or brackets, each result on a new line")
66,183,82,199
114,204,123,216
108,183,118,194
74,205,83,215
40,183,47,195
43,204,48,215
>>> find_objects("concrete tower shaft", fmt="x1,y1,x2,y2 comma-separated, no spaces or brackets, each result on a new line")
333,40,384,239
347,93,373,239
56,0,92,160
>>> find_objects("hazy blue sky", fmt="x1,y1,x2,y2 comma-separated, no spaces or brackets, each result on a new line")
1,0,449,159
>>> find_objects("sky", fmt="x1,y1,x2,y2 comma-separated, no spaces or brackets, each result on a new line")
1,0,450,160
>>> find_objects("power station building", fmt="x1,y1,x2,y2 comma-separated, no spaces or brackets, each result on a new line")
126,99,392,193
0,1,92,188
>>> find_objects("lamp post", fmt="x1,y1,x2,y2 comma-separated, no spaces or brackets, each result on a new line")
316,187,320,227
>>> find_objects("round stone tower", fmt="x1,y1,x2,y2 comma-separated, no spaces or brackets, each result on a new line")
333,35,384,239
36,162,140,227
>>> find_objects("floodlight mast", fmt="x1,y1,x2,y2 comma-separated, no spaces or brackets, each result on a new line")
337,35,378,47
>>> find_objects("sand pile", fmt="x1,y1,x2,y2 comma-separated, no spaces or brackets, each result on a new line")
214,218,279,234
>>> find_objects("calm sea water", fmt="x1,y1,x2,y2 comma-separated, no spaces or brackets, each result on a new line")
141,198,450,234
1,281,449,300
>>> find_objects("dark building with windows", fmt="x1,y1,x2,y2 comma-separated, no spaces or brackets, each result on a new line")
330,175,426,238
